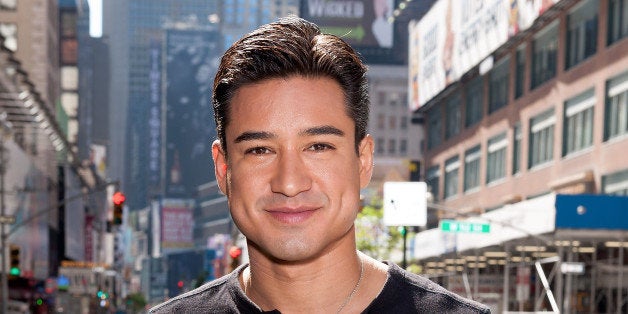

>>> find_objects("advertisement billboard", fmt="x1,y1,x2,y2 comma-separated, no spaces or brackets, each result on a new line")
164,29,220,198
301,0,404,64
408,0,561,110
160,199,195,251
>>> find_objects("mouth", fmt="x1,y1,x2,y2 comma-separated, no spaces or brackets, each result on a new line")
266,207,318,224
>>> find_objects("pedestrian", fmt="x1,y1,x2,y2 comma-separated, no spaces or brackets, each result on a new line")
150,16,490,313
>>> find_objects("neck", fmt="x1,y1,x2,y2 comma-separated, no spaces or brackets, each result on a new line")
242,250,365,313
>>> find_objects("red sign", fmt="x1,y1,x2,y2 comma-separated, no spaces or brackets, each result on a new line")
161,206,194,248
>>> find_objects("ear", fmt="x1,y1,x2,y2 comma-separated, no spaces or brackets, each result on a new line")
357,134,374,189
212,140,229,195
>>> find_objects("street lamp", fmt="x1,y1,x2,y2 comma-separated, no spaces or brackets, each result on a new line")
0,111,13,314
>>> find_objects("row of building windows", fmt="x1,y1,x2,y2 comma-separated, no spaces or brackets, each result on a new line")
427,0,628,150
0,0,16,11
376,114,408,130
376,137,408,156
428,164,628,202
427,70,628,201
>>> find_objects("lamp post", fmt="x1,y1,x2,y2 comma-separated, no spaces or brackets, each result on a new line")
0,111,13,314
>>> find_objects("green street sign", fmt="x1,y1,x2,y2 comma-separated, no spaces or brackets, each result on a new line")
440,219,490,233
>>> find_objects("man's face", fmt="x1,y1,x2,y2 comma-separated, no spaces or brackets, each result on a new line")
212,76,373,262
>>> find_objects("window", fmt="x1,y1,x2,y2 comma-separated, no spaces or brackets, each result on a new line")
376,137,385,155
487,132,507,183
444,156,460,199
390,93,401,106
400,139,408,155
377,113,385,129
400,116,408,130
426,166,440,201
445,92,461,139
0,23,17,52
529,108,555,168
378,92,386,106
605,71,628,140
531,22,558,89
602,168,628,196
388,139,396,155
489,57,510,113
464,145,481,192
608,0,628,45
0,0,16,10
515,46,526,99
388,115,397,129
428,108,442,149
465,76,483,127
563,89,595,156
566,0,598,69
513,123,522,174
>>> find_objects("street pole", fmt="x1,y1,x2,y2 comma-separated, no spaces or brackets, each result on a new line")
0,113,11,314
402,226,407,269
1,138,7,314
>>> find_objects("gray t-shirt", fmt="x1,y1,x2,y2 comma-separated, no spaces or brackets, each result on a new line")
150,262,490,313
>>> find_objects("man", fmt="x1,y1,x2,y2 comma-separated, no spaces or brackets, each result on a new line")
150,16,490,314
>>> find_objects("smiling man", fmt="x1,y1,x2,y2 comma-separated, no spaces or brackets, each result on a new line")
150,16,490,314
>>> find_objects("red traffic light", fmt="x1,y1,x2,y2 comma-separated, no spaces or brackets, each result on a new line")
229,246,242,259
113,192,126,206
177,280,184,288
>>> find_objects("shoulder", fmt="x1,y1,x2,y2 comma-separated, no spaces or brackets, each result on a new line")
365,262,490,314
149,267,242,313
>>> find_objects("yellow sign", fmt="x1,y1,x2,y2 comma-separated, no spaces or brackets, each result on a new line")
61,260,110,269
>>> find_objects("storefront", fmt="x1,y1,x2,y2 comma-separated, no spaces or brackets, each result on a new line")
413,194,628,313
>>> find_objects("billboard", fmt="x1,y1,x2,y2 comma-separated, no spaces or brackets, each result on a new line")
148,41,162,188
408,0,561,110
301,0,404,64
161,199,195,251
164,29,220,197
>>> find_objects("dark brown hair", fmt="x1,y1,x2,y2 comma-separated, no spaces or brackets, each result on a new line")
213,16,369,156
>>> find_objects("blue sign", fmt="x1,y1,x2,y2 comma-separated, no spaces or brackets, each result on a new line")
555,194,628,230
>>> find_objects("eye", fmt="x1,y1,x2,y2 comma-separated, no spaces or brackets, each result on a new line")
307,143,335,152
245,147,272,155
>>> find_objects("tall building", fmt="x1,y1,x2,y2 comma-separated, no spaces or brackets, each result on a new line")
220,0,298,49
409,0,628,312
103,1,221,210
0,0,59,112
0,3,101,311
367,65,423,197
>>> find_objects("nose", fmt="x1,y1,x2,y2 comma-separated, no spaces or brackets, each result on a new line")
270,150,312,197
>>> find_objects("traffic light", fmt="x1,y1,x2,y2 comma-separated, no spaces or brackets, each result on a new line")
112,191,126,225
9,245,20,276
409,160,421,182
229,246,242,271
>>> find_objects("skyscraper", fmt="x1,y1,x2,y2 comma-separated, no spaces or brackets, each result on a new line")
103,1,220,210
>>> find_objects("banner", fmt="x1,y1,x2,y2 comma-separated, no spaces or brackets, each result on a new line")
408,0,561,110
161,199,195,250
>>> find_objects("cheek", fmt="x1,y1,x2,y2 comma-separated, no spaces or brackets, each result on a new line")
227,166,267,200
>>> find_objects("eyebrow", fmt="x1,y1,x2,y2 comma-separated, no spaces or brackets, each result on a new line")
233,125,345,144
234,131,275,143
300,125,345,137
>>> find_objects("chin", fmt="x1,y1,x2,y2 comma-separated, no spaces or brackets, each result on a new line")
260,237,319,263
